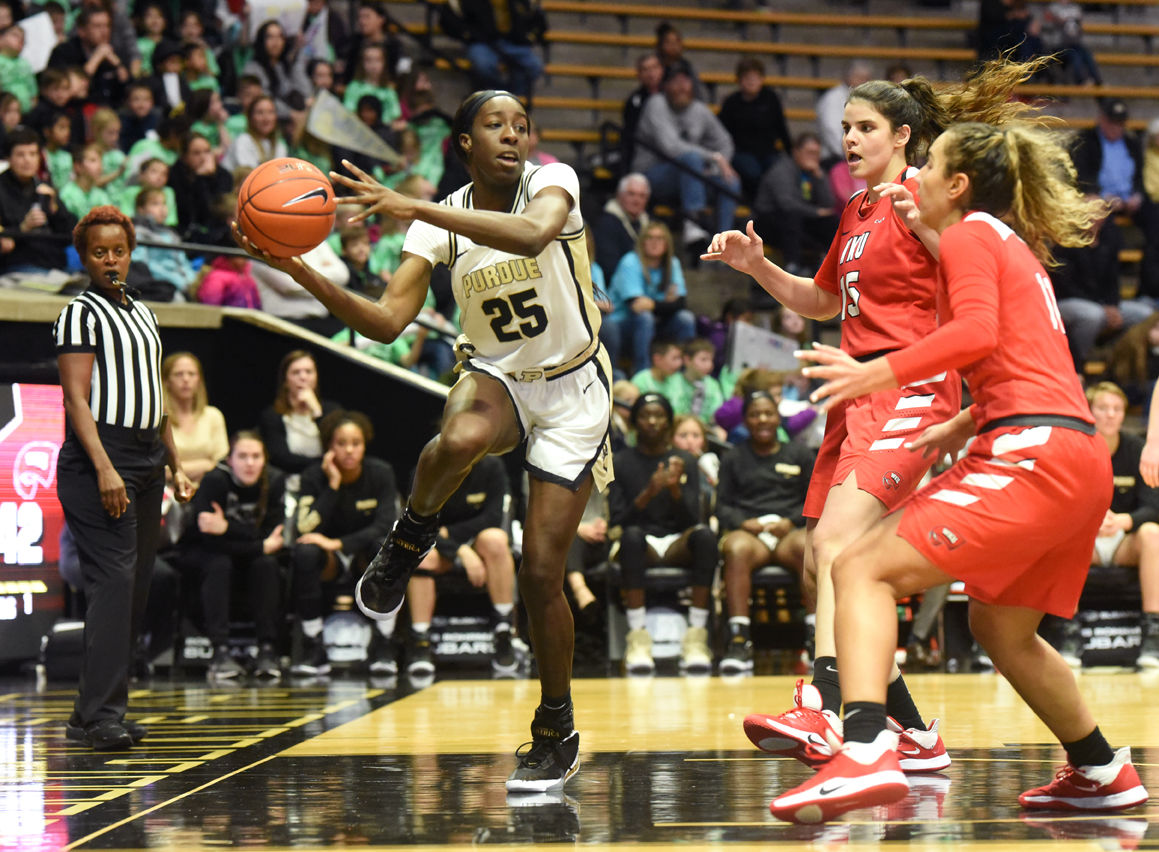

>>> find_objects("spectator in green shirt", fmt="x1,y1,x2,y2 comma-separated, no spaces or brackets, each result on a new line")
631,339,684,401
60,145,114,219
44,112,75,191
0,23,36,112
670,338,727,440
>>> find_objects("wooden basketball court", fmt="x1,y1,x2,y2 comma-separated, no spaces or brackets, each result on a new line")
5,671,1156,850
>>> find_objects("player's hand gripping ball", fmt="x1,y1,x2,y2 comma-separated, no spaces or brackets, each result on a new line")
235,157,337,258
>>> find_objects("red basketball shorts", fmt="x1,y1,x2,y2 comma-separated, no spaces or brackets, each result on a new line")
803,372,961,519
896,423,1111,618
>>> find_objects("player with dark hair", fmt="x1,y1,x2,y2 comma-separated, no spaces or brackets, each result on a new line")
233,89,612,793
775,120,1149,822
705,56,1052,773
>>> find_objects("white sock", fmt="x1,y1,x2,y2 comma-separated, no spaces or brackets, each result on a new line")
493,602,514,617
688,606,709,629
375,617,396,638
805,613,816,628
626,607,647,632
729,616,751,630
301,617,324,638
411,622,430,635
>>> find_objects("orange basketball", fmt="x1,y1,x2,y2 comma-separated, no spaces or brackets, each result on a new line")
236,157,337,258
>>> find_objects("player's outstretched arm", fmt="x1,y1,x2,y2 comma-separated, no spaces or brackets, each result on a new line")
331,160,571,257
701,220,840,320
232,222,430,342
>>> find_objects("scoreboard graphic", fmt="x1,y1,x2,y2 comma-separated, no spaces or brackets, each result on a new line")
0,384,65,662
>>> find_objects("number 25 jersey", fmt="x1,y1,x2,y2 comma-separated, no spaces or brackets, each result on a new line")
402,162,603,375
814,169,941,358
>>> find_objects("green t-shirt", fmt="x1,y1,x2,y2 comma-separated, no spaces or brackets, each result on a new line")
343,80,401,123
46,149,73,191
669,371,726,427
225,113,248,141
0,53,36,112
188,73,220,93
101,148,128,199
368,231,406,277
119,184,179,227
630,369,684,404
60,183,113,219
137,36,159,75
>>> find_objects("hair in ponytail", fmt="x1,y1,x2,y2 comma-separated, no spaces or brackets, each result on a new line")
938,121,1109,265
848,54,1057,163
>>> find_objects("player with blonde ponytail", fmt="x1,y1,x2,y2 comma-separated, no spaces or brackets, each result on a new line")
769,120,1148,823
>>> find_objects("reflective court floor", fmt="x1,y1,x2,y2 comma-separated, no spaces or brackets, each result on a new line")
3,672,1159,850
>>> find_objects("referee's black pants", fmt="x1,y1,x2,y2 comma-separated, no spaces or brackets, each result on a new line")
57,429,165,726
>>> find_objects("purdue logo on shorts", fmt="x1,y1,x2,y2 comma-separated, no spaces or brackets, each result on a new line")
928,526,964,550
882,470,902,490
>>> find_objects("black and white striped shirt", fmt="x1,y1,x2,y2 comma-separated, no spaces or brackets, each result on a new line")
52,288,164,430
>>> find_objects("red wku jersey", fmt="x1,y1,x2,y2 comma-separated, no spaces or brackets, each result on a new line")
888,211,1091,426
814,169,940,358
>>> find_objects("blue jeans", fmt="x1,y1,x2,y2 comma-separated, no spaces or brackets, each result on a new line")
645,151,741,234
1058,297,1153,365
466,41,544,97
623,308,696,376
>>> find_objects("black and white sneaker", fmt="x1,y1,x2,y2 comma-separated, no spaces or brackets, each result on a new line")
356,509,439,621
493,626,518,676
507,730,580,792
368,632,399,676
720,632,754,674
408,631,436,676
208,646,245,680
290,632,331,677
254,643,281,679
1138,613,1159,669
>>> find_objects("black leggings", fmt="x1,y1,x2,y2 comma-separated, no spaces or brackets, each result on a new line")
619,524,717,592
195,550,282,646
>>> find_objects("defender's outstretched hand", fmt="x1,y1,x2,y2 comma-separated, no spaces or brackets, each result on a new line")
795,343,897,410
701,220,766,275
330,159,417,224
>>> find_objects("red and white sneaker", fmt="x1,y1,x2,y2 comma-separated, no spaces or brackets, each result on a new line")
1019,746,1149,811
769,729,910,824
743,679,842,768
888,716,951,772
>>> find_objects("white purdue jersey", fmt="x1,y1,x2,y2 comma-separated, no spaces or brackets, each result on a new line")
402,162,602,375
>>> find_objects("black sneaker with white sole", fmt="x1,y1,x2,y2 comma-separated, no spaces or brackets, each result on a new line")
408,631,435,676
290,632,331,676
492,626,518,675
355,508,439,620
508,703,579,792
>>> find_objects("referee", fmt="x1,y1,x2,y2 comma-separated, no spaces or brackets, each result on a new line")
53,206,193,751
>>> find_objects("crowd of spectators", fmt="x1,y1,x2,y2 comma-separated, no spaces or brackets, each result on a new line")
22,2,1159,679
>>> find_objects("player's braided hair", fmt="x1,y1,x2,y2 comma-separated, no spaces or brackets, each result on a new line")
938,121,1109,266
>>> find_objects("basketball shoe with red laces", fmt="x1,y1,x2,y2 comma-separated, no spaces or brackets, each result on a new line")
743,679,842,767
769,729,910,824
1019,747,1148,811
887,716,952,772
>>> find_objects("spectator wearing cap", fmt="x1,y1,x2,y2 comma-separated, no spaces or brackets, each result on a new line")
147,39,190,114
632,63,740,249
48,6,128,107
1058,98,1150,366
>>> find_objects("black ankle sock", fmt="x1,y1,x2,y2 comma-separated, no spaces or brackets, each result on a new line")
886,674,926,731
535,693,574,737
403,504,438,526
811,656,841,713
843,701,888,744
1063,726,1115,769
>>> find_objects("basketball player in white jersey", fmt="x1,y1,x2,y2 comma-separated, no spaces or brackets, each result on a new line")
232,90,612,794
